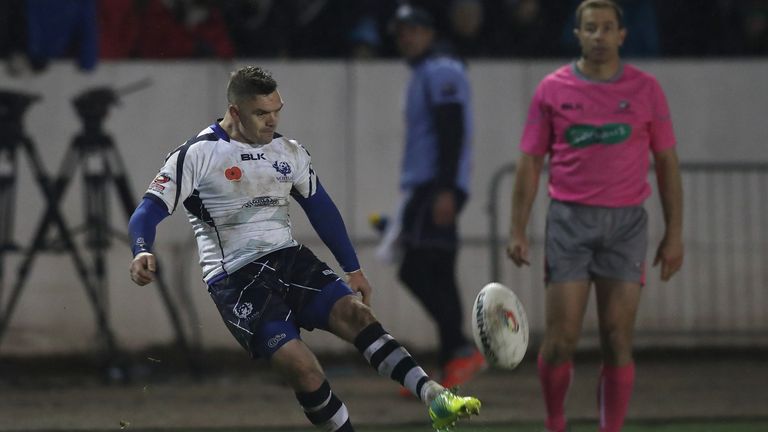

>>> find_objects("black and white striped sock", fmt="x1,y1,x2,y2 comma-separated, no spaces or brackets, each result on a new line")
353,322,442,403
295,380,354,432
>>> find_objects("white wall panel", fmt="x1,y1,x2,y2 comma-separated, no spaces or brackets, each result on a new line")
0,59,766,354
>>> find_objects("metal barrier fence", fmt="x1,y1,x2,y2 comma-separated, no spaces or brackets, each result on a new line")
487,162,768,347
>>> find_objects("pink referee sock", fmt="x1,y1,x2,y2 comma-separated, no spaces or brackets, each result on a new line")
598,362,636,432
538,354,573,432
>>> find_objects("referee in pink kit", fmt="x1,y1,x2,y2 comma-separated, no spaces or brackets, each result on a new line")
507,1,684,431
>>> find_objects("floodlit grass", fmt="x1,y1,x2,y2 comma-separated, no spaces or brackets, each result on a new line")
362,422,768,432
54,420,768,432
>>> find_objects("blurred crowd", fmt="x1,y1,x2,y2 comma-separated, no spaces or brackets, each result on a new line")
0,0,766,74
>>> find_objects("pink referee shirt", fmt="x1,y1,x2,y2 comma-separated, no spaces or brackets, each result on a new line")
520,63,676,207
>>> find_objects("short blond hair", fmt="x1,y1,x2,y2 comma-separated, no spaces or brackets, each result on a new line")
575,0,624,29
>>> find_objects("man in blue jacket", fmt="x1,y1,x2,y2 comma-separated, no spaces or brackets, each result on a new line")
390,5,484,390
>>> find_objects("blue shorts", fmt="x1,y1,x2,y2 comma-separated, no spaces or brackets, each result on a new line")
207,245,354,358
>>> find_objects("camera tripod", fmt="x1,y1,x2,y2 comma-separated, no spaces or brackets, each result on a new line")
0,86,199,378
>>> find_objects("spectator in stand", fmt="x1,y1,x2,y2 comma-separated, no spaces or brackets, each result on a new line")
223,0,360,59
741,0,768,54
561,0,660,57
0,0,30,75
135,0,234,59
704,0,745,56
351,0,451,58
348,0,400,58
446,0,489,58
349,13,382,58
283,0,358,58
220,0,292,58
98,0,139,59
656,0,721,56
25,0,99,72
487,0,567,58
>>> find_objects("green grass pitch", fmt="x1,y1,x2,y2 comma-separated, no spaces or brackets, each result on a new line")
39,419,767,432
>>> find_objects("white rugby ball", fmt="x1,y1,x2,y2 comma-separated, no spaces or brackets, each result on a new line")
471,282,529,369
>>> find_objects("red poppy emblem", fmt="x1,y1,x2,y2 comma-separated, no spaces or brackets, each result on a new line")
225,166,242,181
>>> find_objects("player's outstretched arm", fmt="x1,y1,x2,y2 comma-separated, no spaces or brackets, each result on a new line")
507,152,544,267
653,147,684,281
127,197,169,286
292,180,361,274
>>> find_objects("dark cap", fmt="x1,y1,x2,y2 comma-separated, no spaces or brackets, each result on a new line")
391,4,435,30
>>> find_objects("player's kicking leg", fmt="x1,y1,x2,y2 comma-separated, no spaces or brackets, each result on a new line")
328,294,481,430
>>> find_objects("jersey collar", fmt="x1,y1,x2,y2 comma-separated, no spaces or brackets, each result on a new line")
211,119,230,142
571,61,625,83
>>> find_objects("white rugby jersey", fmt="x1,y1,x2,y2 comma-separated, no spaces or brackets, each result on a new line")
145,122,317,282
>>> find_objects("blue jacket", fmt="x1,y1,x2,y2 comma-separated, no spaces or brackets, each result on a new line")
27,0,98,71
400,51,473,194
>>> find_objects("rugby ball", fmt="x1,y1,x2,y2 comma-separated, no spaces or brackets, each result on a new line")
471,282,529,369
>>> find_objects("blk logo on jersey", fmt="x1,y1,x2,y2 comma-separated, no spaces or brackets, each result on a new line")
225,166,242,181
241,153,265,161
561,102,583,111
